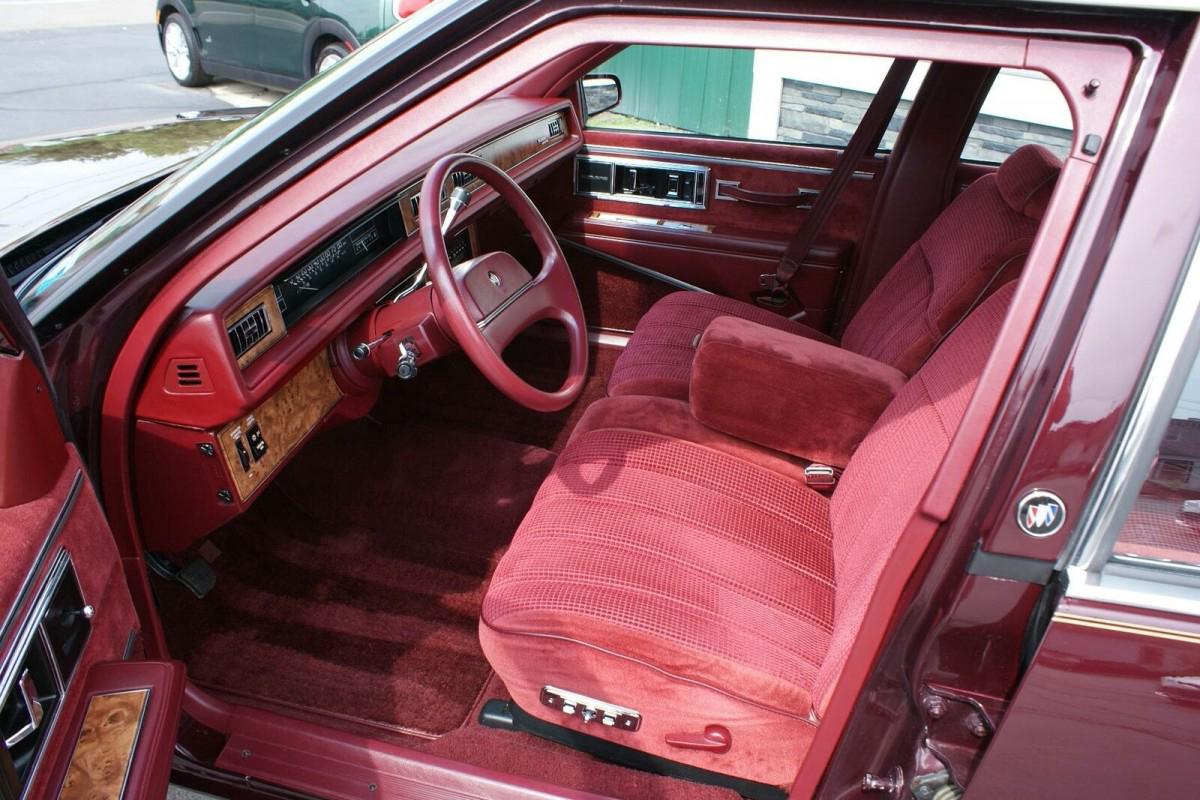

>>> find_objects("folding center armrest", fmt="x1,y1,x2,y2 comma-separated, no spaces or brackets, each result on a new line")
690,315,907,467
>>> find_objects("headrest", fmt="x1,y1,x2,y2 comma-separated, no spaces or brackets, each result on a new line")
995,144,1062,221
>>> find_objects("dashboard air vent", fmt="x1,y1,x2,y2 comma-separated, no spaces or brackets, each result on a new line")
167,358,212,394
227,303,271,361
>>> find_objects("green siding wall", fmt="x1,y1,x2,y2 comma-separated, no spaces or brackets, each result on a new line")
597,46,753,138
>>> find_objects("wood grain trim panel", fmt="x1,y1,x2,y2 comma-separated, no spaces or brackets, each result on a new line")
225,286,286,370
217,353,342,501
399,110,569,235
58,689,149,800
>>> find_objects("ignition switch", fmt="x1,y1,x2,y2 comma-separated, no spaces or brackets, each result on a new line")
396,340,420,380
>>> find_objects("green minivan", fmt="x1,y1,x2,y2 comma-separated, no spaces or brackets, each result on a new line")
155,0,425,91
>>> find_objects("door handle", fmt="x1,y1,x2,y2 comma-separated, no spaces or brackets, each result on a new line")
4,670,45,748
715,180,817,208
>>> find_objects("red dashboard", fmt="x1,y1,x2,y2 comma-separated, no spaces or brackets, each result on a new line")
131,98,582,553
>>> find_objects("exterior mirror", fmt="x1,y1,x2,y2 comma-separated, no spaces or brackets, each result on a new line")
581,74,622,117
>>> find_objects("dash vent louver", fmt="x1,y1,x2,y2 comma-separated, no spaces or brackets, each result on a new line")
227,303,271,361
166,358,212,394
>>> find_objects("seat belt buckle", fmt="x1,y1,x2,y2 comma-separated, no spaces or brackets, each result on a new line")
752,274,795,309
804,464,837,490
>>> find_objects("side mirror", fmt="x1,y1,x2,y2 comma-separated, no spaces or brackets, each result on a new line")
581,74,622,117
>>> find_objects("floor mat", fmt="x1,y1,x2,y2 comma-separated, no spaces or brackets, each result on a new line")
158,421,555,739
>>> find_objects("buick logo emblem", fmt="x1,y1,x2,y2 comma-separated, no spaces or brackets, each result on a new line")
1016,489,1066,538
488,271,502,287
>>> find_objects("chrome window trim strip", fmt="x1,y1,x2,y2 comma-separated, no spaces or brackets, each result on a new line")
1069,229,1200,574
1065,228,1200,615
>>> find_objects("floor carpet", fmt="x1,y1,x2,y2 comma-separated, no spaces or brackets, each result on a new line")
158,420,556,739
379,335,622,453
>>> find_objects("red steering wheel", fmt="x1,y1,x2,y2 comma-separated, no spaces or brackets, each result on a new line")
421,153,588,412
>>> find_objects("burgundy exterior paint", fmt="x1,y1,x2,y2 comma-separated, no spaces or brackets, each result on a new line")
814,18,1200,798
968,599,1200,798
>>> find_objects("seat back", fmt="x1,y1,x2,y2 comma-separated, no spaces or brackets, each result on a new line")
814,280,1017,712
839,145,1060,374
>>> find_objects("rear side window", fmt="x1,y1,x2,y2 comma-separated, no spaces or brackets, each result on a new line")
963,69,1073,163
583,45,925,151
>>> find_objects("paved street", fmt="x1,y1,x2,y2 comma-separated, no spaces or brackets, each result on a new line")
0,0,283,143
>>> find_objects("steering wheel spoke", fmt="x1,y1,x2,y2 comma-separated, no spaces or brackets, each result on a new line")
420,154,588,412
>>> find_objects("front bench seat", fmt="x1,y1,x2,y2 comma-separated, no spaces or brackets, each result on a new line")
606,144,1060,400
480,283,1017,787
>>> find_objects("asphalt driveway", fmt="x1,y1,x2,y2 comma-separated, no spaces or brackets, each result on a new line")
0,0,282,143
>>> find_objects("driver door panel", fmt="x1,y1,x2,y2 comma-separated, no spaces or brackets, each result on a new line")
0,295,182,798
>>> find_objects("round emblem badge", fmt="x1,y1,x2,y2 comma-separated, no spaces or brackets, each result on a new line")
1016,489,1066,538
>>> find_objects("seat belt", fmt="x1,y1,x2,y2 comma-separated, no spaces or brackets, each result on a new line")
754,58,918,315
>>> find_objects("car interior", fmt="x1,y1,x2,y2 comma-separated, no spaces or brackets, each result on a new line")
77,12,1138,798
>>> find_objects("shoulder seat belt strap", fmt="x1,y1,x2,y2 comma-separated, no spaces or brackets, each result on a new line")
756,58,918,314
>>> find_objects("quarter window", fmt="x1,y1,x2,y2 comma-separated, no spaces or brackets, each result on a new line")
963,69,1074,163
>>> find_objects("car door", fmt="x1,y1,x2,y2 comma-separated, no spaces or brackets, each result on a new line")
0,284,184,798
192,0,258,69
549,46,925,335
255,0,319,81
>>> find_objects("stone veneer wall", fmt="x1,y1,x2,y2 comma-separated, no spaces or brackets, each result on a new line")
778,78,1072,161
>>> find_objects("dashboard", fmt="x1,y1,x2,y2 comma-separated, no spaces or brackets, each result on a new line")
131,98,581,553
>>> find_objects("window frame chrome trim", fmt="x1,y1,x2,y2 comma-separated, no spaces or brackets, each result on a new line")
1065,226,1200,613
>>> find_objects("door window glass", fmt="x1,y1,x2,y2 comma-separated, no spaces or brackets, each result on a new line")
583,46,926,151
963,69,1073,163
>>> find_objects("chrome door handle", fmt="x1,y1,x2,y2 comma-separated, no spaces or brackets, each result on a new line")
4,670,45,748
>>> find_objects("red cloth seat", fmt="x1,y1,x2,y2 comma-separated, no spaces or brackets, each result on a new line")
480,283,1017,786
607,144,1060,400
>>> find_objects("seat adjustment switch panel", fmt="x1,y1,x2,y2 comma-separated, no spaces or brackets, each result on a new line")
540,685,641,731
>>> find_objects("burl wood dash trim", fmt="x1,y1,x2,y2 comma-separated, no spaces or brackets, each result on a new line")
226,285,286,370
58,689,149,800
399,111,569,235
217,353,343,501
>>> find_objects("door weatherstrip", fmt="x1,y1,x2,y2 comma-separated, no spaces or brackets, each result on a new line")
0,470,82,647
556,237,712,295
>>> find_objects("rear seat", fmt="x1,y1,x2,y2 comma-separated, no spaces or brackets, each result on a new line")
480,282,1019,787
606,144,1060,400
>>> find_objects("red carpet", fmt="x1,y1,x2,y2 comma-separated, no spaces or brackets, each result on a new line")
158,421,555,738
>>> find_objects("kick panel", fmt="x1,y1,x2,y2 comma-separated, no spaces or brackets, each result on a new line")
217,354,342,502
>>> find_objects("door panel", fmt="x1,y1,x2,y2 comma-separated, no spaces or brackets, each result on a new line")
557,128,886,332
0,299,182,797
193,0,257,67
255,0,317,80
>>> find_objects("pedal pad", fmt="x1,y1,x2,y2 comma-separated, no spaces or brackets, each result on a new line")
176,558,217,599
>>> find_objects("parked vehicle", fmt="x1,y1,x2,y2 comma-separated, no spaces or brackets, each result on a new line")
3,0,1200,798
155,0,427,90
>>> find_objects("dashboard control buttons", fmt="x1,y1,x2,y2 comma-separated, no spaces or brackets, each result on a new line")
246,425,268,461
234,438,251,472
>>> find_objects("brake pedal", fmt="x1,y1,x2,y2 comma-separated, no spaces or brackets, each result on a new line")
146,552,217,599
177,558,217,598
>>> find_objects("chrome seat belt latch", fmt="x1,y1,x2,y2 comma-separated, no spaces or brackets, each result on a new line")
805,464,837,489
